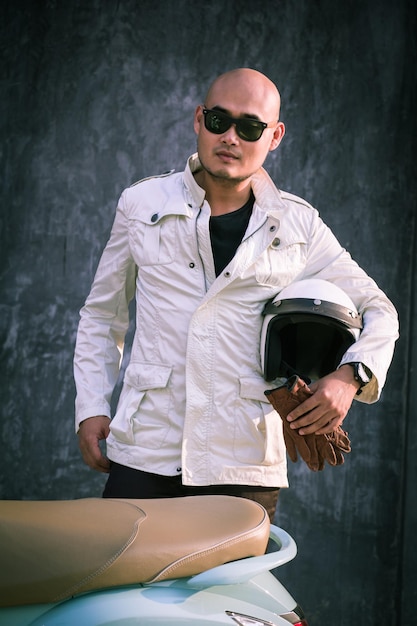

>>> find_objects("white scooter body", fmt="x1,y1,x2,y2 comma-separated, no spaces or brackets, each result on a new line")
0,496,307,626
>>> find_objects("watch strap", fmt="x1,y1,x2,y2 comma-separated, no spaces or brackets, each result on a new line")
349,362,372,395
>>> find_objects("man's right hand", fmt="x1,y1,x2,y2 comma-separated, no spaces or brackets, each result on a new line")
78,415,111,473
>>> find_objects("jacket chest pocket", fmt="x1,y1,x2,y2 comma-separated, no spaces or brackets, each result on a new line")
128,216,179,266
255,240,307,286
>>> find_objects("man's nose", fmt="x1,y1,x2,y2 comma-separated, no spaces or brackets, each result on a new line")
221,124,239,143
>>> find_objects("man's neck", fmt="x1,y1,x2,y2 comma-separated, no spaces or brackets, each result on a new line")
194,170,253,216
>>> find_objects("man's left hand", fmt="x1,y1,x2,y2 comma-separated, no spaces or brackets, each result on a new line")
286,365,361,435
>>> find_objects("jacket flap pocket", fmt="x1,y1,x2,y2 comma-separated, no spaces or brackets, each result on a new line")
272,233,308,248
124,362,172,391
239,376,270,403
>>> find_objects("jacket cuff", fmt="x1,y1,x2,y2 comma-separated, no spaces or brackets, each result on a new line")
75,403,111,433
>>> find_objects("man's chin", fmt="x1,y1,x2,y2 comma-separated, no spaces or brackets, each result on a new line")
201,163,250,185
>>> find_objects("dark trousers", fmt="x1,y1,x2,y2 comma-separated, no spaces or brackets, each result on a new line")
103,462,279,523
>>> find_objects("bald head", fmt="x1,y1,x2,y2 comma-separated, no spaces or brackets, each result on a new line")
194,68,286,187
205,68,282,121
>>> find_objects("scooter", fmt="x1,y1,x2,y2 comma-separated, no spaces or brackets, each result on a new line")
0,495,308,626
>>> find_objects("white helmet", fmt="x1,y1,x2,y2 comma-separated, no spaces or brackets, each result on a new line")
261,279,362,382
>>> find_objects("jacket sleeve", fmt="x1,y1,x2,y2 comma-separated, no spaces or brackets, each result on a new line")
301,210,399,403
73,191,137,430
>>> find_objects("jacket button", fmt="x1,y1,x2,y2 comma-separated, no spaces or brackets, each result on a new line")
189,262,195,268
271,237,280,247
224,271,231,277
151,213,158,222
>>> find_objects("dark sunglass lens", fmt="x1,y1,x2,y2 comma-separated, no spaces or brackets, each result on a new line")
236,119,264,141
205,110,230,134
204,109,266,141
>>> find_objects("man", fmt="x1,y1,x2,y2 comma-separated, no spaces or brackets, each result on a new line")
74,69,398,521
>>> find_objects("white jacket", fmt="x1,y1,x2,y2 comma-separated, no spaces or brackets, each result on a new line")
74,154,398,487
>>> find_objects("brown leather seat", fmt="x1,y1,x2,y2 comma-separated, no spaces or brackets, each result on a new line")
0,495,269,607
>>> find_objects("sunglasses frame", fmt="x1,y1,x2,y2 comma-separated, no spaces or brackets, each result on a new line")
202,107,274,142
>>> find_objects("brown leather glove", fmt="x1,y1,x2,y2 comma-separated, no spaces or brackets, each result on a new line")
264,375,351,471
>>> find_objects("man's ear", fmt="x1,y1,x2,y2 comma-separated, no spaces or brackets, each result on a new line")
269,122,286,152
194,105,204,135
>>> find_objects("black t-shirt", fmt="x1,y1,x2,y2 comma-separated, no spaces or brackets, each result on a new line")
209,192,254,276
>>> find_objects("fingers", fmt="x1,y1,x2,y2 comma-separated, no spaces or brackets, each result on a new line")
82,443,111,473
286,370,358,435
286,392,346,435
78,415,111,473
266,374,352,471
314,417,342,435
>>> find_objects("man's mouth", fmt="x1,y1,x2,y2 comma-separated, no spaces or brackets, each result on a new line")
215,150,239,163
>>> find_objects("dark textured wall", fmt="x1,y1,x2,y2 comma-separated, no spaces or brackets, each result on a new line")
1,1,416,624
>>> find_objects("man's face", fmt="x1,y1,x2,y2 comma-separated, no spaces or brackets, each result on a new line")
194,74,285,184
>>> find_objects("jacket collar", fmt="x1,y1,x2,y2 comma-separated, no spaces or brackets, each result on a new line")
183,153,287,216
183,154,206,208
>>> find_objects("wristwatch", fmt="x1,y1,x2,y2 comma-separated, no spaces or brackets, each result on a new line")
349,362,372,395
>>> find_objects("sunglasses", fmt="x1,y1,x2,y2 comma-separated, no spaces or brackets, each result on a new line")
202,107,276,142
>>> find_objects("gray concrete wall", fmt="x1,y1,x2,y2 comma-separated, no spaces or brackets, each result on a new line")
1,1,415,624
